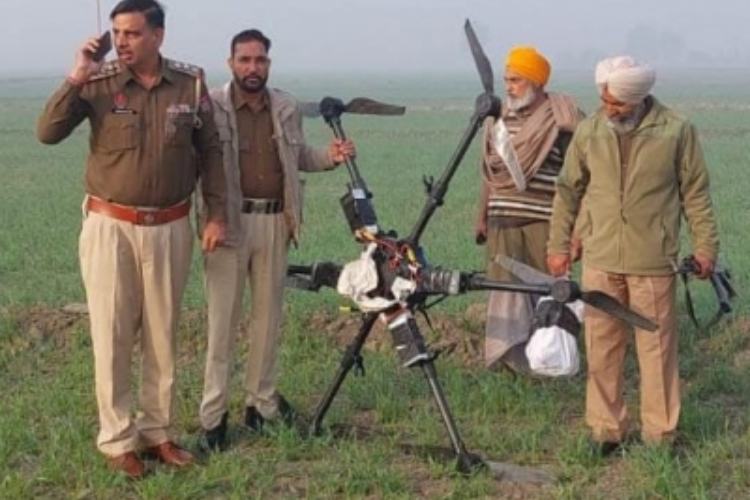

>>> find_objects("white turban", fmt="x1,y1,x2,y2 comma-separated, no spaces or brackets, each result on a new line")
595,56,656,104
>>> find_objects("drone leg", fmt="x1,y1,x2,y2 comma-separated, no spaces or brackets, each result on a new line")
309,312,378,436
388,312,485,474
419,357,485,474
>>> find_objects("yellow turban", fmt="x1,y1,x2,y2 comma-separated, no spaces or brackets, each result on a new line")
505,46,551,87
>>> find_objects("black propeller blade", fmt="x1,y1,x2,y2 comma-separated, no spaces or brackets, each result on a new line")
494,255,658,332
345,97,405,116
299,97,405,119
581,290,658,332
493,255,554,285
464,19,494,94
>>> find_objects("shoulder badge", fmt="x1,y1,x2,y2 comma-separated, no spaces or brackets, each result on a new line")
88,60,121,82
166,59,204,78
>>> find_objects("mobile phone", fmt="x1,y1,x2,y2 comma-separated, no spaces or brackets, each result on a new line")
91,31,112,62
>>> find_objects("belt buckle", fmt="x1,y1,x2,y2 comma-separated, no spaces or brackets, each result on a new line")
141,212,156,225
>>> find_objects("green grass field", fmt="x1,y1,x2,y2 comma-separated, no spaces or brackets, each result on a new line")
1,72,748,498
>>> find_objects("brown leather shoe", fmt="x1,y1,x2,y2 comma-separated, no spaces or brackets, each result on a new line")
105,451,145,479
145,441,194,467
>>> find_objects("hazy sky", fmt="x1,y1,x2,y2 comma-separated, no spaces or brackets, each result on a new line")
3,0,749,78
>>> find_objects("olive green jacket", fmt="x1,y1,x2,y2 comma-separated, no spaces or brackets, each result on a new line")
548,97,718,275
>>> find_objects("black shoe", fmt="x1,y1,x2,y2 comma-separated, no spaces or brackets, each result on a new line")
202,412,228,452
244,406,265,433
590,439,621,457
245,395,297,432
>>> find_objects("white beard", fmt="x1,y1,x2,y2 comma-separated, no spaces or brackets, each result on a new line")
607,101,647,133
506,86,538,111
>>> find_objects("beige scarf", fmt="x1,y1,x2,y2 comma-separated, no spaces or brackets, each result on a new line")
482,93,580,194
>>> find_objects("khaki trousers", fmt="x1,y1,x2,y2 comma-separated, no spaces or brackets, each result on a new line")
200,212,288,429
484,220,549,367
79,211,192,456
582,266,679,444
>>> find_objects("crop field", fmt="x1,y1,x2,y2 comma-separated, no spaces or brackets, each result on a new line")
0,71,748,498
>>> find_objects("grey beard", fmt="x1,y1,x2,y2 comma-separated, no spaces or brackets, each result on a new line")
608,101,647,133
506,87,537,111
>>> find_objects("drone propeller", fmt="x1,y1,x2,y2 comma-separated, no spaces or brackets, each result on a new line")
493,254,555,286
346,97,405,116
299,101,322,118
299,97,405,119
464,19,494,95
494,255,658,332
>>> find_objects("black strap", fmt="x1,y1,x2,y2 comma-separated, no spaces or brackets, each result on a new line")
680,271,701,329
680,271,726,331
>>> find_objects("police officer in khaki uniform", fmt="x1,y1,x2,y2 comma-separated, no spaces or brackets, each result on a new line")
197,29,355,451
36,0,226,478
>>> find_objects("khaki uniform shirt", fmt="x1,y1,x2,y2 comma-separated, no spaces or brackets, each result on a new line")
37,57,226,221
198,83,335,247
231,85,284,200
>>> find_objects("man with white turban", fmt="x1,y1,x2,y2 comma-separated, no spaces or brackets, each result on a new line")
547,56,719,454
475,46,583,373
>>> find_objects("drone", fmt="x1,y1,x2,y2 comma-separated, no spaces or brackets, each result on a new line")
286,20,657,475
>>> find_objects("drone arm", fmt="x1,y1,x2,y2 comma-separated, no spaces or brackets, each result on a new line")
323,117,365,184
463,274,552,295
405,113,484,247
287,262,343,292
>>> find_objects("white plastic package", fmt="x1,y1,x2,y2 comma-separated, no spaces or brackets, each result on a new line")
525,298,583,377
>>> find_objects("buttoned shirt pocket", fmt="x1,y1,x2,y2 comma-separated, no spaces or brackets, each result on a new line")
96,113,139,152
166,106,196,147
281,126,304,167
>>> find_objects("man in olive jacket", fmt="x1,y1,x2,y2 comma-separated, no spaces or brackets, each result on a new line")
547,56,718,452
196,29,355,451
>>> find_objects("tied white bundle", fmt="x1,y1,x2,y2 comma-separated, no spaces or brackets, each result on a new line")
525,298,583,377
336,244,416,312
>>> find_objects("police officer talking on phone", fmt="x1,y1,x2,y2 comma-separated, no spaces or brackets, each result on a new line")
36,0,227,479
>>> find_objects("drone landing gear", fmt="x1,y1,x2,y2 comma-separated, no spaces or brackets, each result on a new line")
309,310,485,475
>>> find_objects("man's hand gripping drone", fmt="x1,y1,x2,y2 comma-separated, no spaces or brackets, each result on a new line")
288,20,657,475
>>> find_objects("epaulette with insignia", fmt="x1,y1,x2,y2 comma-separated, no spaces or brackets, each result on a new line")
88,60,121,82
166,59,203,78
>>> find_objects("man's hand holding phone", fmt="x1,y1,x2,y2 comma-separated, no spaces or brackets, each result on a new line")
68,32,111,85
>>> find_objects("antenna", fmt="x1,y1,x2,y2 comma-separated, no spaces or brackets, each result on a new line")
96,0,102,35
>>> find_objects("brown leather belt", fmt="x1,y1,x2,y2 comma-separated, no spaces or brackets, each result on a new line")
86,197,191,226
241,198,283,214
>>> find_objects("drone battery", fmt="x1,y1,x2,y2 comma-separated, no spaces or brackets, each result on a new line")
387,312,431,368
340,187,378,234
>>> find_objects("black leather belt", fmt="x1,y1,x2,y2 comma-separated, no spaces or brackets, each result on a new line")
241,198,283,214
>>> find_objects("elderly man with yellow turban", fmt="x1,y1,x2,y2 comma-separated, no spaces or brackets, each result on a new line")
476,46,582,373
547,56,719,454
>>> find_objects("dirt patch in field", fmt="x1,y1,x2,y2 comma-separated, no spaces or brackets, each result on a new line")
5,303,89,351
393,451,553,499
305,302,487,367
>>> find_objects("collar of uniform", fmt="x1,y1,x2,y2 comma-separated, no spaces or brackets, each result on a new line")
114,56,174,88
232,83,269,113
